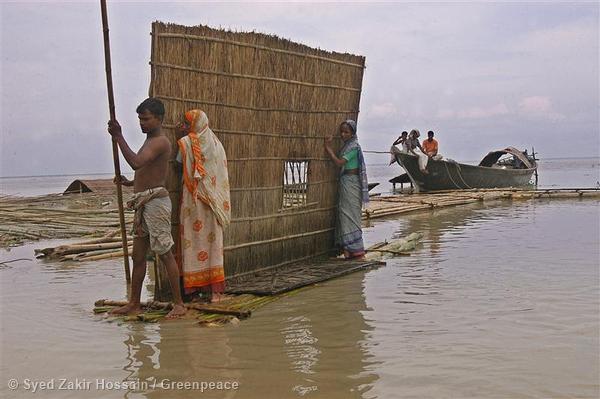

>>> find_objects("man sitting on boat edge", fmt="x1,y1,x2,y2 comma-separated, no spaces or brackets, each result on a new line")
406,129,430,174
389,131,409,165
422,130,441,159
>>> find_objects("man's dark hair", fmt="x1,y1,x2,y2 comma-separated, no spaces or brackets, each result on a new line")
427,130,434,136
401,131,408,135
136,98,165,121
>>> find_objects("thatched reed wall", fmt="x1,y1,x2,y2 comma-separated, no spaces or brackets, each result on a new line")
149,22,365,282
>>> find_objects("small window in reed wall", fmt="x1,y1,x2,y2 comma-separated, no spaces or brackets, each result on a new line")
282,160,309,208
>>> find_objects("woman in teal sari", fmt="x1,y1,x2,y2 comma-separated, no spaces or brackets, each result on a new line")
324,119,369,259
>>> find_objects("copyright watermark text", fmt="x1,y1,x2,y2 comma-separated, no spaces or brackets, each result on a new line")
6,378,239,393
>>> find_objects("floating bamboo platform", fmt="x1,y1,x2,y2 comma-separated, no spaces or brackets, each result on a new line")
94,258,385,326
94,293,291,326
226,258,384,295
363,187,600,220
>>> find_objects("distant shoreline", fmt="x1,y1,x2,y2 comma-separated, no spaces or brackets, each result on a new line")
1,156,598,179
0,172,132,180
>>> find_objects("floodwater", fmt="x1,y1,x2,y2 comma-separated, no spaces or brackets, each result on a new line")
1,161,599,398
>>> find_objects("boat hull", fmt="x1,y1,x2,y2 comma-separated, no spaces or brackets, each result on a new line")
395,152,536,192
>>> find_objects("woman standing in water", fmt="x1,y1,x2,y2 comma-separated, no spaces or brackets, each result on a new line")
324,119,369,259
176,109,231,303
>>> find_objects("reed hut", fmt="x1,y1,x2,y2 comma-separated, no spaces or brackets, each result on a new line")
149,22,366,297
64,179,133,194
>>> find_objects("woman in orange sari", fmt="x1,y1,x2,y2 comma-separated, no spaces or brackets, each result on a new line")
176,109,231,303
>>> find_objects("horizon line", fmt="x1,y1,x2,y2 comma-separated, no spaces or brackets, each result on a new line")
1,155,598,179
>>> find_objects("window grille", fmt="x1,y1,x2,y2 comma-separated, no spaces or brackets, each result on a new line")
282,160,309,208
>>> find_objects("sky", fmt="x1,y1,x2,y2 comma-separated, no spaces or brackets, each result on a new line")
1,0,598,177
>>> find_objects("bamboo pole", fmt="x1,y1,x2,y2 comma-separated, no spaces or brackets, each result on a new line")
53,241,126,256
163,124,342,139
73,247,133,262
100,0,130,284
224,228,334,251
151,62,361,92
155,33,365,68
157,96,356,114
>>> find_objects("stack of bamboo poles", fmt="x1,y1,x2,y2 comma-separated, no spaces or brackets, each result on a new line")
364,192,483,219
8,187,597,259
34,230,133,262
363,188,600,220
0,193,133,248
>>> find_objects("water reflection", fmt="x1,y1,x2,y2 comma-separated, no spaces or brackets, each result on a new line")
101,268,377,398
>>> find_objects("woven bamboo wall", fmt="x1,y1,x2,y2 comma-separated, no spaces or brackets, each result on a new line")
149,22,365,278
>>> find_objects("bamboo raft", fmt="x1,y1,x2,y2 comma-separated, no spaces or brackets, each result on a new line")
226,258,384,295
0,192,133,249
94,258,385,326
93,293,292,326
363,187,600,220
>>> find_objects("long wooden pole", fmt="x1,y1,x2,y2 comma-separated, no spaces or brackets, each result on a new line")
100,0,131,284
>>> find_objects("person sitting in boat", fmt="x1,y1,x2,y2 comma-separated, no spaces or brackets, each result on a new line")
406,129,429,174
422,131,439,158
393,131,409,152
389,131,409,165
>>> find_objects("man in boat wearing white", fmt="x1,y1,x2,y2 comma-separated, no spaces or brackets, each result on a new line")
406,129,430,174
389,131,409,165
107,97,186,319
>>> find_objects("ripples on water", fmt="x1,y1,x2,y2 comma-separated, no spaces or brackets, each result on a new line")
361,200,599,399
1,200,599,398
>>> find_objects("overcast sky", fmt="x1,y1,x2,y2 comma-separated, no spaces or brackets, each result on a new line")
1,1,598,177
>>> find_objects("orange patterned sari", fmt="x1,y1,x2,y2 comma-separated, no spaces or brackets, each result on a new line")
177,110,231,294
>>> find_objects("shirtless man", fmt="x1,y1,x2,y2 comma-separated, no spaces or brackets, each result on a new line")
107,98,186,319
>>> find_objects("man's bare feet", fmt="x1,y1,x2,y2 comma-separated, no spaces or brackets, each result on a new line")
166,303,186,319
109,302,143,316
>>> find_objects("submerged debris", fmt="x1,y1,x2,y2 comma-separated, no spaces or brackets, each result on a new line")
365,232,424,261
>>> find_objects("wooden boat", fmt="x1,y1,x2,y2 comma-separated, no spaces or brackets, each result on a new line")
393,147,537,192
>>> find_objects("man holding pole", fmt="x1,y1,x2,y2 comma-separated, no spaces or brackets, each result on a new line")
107,98,186,318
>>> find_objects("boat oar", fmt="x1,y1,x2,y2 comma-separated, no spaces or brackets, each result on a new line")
100,0,131,284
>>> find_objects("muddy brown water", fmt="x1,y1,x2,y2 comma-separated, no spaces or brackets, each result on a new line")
1,198,598,398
